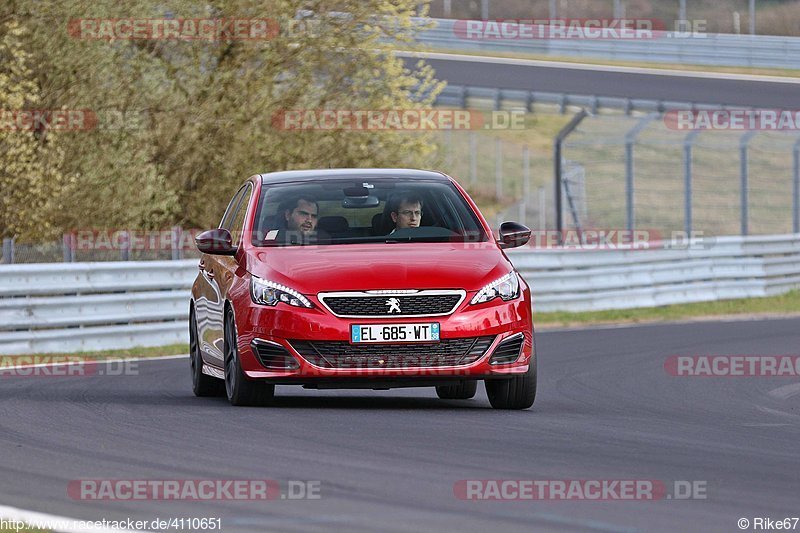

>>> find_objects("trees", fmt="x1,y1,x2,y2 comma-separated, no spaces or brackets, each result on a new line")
1,0,442,240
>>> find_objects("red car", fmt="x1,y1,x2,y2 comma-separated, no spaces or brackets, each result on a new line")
190,169,536,409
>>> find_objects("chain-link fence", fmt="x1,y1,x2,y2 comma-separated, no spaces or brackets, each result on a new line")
435,129,555,230
557,112,800,236
4,107,799,264
430,108,800,239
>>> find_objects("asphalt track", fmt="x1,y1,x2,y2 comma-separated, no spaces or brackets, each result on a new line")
1,318,799,532
404,54,800,108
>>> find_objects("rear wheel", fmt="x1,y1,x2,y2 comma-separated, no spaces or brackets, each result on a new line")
224,310,275,406
485,357,537,410
189,308,224,397
435,380,478,400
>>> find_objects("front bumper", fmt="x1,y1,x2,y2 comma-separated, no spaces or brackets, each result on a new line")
233,288,534,383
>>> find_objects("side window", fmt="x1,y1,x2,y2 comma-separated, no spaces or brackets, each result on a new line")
219,188,245,230
226,184,253,246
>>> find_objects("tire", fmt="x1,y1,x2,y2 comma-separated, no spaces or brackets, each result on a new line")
485,356,537,410
189,308,225,397
224,310,275,406
435,380,478,400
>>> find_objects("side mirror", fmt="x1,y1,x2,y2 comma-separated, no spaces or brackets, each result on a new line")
498,222,531,249
196,228,236,256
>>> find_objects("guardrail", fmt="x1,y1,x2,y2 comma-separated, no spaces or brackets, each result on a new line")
509,234,800,311
435,84,734,115
0,261,196,355
416,18,800,69
1,234,799,354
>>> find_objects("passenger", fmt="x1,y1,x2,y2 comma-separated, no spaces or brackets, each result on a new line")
388,192,423,232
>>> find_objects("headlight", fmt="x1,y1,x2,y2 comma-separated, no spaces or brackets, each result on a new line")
470,271,520,305
250,276,313,308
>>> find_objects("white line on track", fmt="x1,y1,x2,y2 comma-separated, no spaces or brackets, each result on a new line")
767,382,800,400
0,504,153,533
395,50,800,84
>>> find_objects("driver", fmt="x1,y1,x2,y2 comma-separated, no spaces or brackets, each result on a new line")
283,196,319,235
271,195,323,244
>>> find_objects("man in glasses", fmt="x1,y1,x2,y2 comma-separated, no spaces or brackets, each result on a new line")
389,192,423,231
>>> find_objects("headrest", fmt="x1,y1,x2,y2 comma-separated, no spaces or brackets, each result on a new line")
317,216,349,233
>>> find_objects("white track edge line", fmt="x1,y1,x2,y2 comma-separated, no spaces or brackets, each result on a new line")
0,504,154,533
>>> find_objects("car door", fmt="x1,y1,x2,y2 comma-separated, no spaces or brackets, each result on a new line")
196,185,248,366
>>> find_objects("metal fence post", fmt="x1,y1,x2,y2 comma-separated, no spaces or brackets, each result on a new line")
683,130,701,235
495,138,503,200
740,131,757,235
469,131,477,186
624,114,658,232
120,230,130,261
62,233,75,263
171,226,183,260
614,0,623,19
554,109,588,243
1,237,14,264
522,145,530,226
538,186,546,230
793,137,800,233
481,0,489,19
625,142,634,232
444,128,453,171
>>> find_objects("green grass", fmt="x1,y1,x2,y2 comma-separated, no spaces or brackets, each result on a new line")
535,290,800,328
417,46,800,78
1,344,188,361
0,526,50,533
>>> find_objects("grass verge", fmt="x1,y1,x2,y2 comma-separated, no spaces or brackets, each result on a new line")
4,292,799,360
1,344,188,361
535,290,800,328
415,47,800,79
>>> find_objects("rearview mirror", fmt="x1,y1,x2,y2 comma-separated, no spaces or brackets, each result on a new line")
196,228,237,255
498,222,531,249
342,194,380,208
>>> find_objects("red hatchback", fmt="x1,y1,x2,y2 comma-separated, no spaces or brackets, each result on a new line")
190,169,536,409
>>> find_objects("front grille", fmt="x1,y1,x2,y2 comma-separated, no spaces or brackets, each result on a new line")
489,334,525,365
320,293,463,317
290,336,495,368
251,340,299,370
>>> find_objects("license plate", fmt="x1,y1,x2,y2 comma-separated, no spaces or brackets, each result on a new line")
351,323,440,343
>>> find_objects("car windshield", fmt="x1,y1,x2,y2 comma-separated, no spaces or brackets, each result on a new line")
251,178,488,246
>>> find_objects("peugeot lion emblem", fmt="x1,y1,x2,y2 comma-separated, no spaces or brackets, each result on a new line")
385,297,402,314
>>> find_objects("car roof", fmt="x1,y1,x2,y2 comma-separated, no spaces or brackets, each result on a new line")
258,168,449,184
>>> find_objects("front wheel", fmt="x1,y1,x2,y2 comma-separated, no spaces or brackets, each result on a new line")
435,380,478,400
190,308,224,397
224,311,275,406
485,357,537,410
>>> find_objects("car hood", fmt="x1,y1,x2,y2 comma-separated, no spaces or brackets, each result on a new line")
244,242,511,294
